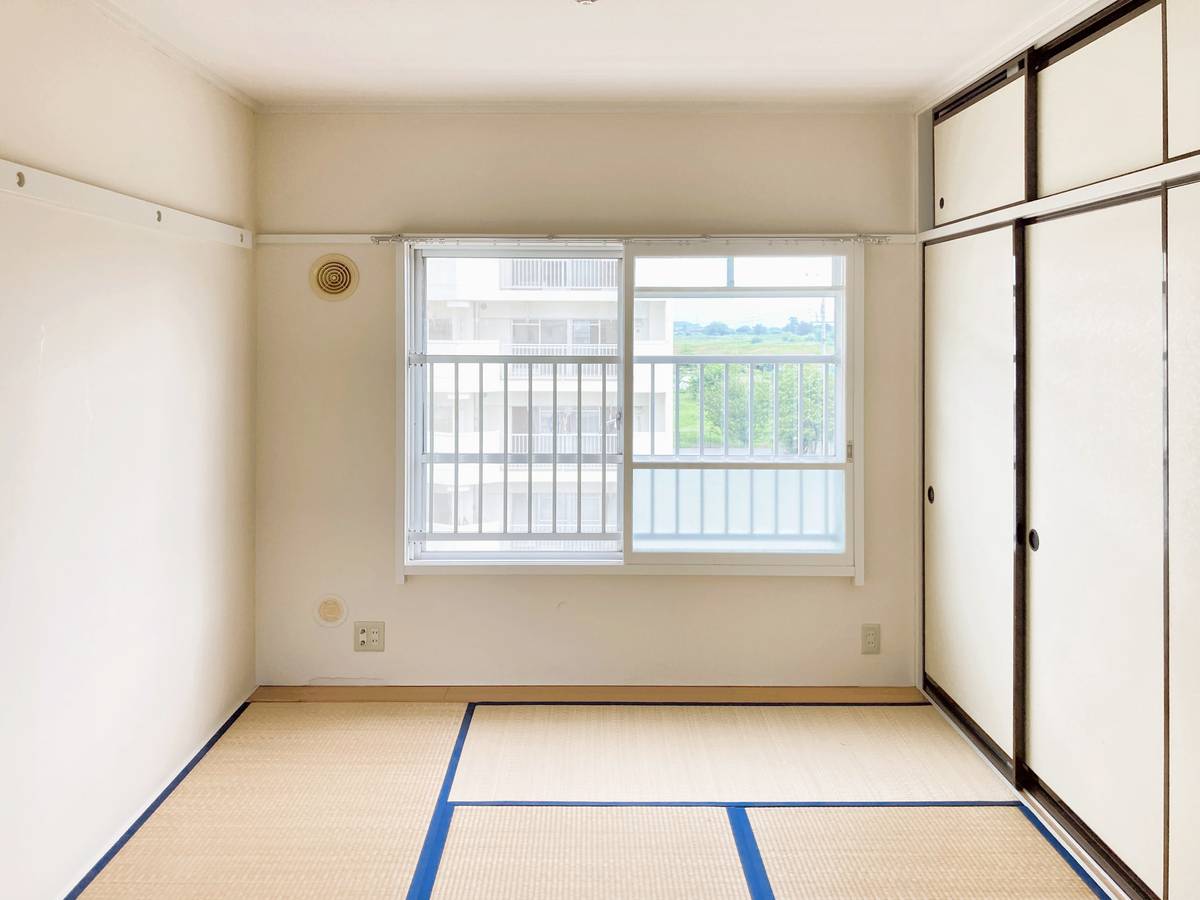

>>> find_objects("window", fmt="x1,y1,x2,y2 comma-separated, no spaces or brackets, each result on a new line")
403,240,863,575
406,248,622,562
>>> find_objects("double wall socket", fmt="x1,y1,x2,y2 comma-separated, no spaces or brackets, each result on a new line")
354,621,385,652
861,623,881,655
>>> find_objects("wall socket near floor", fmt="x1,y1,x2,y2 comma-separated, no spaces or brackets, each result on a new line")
353,621,385,652
861,623,881,655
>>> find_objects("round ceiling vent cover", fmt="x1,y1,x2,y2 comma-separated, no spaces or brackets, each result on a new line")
315,595,347,627
310,254,359,300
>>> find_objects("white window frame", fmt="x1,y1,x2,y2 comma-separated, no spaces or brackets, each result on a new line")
398,238,865,582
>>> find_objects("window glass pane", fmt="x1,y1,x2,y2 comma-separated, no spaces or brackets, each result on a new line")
414,253,621,562
425,258,616,356
635,257,728,288
636,295,840,357
632,468,844,553
733,256,838,287
631,360,840,460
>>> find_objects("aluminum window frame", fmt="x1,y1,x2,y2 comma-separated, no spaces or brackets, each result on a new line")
399,238,865,581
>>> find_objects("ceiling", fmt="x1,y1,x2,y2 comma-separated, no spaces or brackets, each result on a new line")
98,0,1100,111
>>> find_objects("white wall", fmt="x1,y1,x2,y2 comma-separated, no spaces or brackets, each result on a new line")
254,110,919,686
0,2,257,897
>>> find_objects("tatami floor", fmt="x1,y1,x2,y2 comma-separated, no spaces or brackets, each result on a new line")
76,696,1104,899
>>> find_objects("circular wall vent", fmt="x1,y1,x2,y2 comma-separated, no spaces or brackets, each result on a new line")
315,595,347,627
310,254,359,300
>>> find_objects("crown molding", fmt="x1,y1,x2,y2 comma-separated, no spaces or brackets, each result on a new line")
258,98,914,117
86,0,263,112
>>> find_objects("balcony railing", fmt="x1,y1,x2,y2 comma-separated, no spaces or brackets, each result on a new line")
510,433,622,456
633,355,843,460
510,343,617,377
412,352,621,544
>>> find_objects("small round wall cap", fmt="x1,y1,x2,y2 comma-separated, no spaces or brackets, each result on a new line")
315,595,347,627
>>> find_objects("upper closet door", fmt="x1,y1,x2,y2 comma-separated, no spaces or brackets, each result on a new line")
924,227,1016,757
934,75,1026,225
1026,195,1165,896
1169,0,1200,158
1038,3,1164,195
1168,181,1200,898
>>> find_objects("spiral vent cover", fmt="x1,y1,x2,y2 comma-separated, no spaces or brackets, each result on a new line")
310,254,359,300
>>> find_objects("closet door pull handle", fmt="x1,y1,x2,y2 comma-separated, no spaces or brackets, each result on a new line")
927,486,935,504
1028,529,1040,551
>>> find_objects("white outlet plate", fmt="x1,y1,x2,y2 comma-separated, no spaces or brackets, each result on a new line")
861,623,881,655
354,621,385,652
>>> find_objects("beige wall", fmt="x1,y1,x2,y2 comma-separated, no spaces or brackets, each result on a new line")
0,2,256,897
0,0,254,226
256,110,914,234
254,109,918,686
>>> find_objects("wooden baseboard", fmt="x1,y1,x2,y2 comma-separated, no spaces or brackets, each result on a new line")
248,685,926,704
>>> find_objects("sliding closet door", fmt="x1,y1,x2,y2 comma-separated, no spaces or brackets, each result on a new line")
1038,3,1163,195
1027,196,1165,895
1168,181,1200,897
933,77,1026,224
924,228,1015,756
1168,0,1200,158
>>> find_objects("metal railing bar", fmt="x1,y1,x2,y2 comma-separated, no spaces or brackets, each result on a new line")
420,353,619,365
649,363,656,456
634,354,837,365
453,362,460,534
479,363,484,534
748,362,755,456
822,362,829,457
722,364,729,458
503,364,509,531
426,451,616,465
577,364,583,534
674,364,681,460
427,363,434,535
527,369,533,533
772,363,779,458
601,364,606,535
412,531,619,543
629,460,847,471
634,287,844,298
552,365,558,534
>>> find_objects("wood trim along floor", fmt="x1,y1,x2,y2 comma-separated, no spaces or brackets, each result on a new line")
248,685,927,704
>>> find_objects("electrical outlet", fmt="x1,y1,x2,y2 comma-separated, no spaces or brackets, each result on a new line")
861,623,881,655
354,621,385,652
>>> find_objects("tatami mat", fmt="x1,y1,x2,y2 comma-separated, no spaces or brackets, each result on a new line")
82,702,466,899
431,806,750,900
450,704,1012,802
748,806,1096,899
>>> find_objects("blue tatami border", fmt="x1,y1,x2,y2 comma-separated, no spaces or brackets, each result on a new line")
64,701,250,900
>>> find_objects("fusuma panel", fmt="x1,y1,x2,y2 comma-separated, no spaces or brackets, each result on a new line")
1168,0,1200,158
923,226,1016,756
933,77,1026,224
1168,181,1200,898
1038,4,1164,195
1026,196,1164,895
